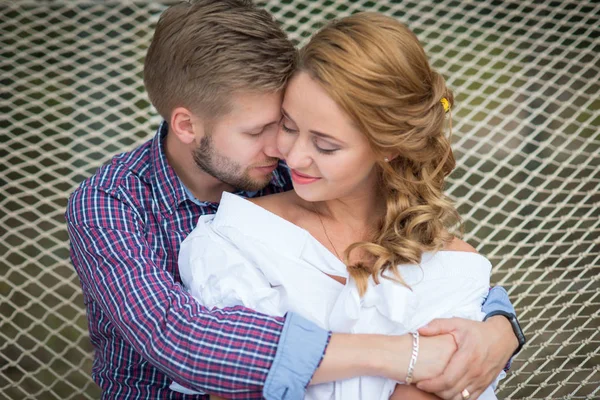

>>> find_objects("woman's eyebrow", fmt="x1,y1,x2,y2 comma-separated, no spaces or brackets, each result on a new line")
282,107,342,142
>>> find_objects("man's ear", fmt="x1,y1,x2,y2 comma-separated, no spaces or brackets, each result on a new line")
169,107,204,145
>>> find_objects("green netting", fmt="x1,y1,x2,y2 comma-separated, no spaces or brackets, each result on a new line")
1,0,599,399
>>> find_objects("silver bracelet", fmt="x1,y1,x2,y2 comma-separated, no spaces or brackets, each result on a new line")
405,331,419,385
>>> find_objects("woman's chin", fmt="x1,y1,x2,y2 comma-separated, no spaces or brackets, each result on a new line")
292,186,325,203
293,185,340,204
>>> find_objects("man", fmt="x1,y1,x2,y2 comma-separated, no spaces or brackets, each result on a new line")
66,1,524,399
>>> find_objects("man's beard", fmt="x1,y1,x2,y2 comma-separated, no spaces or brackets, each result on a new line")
192,135,275,192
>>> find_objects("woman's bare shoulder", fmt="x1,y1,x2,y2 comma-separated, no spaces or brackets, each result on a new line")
443,237,479,254
248,191,303,220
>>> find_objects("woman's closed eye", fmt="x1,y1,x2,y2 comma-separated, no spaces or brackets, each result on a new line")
281,122,297,134
280,114,339,154
280,115,298,134
314,138,339,154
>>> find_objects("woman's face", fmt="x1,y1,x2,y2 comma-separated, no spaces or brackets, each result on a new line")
278,72,380,203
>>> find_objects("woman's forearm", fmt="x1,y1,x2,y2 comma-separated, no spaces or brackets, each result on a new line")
310,332,456,385
310,333,413,384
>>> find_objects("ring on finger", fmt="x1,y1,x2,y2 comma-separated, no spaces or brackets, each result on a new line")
461,389,471,400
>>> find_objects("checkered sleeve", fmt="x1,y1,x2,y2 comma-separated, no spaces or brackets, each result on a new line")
66,185,287,398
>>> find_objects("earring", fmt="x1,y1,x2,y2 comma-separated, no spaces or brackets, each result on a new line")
384,157,390,162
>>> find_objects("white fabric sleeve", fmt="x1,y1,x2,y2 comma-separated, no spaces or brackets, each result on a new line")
178,215,286,316
172,216,289,395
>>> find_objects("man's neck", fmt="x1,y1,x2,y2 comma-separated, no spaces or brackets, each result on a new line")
164,132,233,203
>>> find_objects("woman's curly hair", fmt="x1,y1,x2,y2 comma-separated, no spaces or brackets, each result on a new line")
298,12,461,295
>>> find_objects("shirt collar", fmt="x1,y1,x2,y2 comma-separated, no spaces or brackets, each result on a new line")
150,121,189,215
180,182,260,207
151,121,287,214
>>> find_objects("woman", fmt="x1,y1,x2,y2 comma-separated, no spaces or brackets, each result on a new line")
173,12,502,399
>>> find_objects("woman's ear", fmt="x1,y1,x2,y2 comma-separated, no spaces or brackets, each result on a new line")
169,107,204,145
383,153,399,163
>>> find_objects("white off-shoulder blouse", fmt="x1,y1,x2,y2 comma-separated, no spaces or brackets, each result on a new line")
172,192,502,399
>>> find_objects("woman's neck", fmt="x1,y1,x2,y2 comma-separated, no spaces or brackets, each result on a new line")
310,189,385,234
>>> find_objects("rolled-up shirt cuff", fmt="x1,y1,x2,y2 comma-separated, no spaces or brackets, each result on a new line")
482,286,516,316
263,312,330,400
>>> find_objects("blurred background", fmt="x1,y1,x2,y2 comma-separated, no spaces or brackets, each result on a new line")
1,0,598,398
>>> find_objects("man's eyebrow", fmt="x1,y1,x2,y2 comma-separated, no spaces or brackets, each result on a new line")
245,119,279,132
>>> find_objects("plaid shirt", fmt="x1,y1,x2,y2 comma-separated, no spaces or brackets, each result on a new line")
66,123,330,399
67,122,517,399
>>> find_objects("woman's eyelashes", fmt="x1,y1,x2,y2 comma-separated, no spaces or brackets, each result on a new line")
281,122,297,134
314,139,339,154
280,119,339,154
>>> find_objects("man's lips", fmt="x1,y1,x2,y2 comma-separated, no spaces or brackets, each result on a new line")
254,163,278,172
291,169,321,184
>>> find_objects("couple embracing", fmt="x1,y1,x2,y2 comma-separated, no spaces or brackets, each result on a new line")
67,1,524,399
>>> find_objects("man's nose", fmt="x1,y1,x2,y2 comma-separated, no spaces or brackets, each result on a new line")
263,125,284,159
264,143,283,159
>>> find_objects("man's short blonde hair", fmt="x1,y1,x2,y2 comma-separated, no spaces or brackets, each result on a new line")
143,0,296,120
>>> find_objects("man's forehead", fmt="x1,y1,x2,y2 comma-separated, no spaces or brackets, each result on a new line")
226,91,284,129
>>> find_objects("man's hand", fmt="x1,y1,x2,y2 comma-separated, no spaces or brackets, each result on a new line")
416,316,517,400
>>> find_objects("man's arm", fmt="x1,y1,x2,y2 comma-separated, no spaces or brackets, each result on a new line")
417,287,521,399
66,185,329,399
68,184,455,399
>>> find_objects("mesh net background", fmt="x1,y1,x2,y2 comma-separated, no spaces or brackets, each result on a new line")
1,0,599,399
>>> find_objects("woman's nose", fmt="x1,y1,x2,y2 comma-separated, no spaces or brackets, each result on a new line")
283,137,313,170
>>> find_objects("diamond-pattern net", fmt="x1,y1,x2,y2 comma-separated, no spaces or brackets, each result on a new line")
1,0,598,399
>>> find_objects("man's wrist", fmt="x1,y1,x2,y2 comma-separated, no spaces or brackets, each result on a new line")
484,314,522,371
485,315,519,354
485,310,525,356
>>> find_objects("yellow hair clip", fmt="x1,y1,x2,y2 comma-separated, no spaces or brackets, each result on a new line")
440,97,450,113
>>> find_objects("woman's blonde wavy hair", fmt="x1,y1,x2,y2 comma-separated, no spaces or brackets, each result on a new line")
298,12,461,295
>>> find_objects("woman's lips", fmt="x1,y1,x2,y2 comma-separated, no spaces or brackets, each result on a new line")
291,169,321,185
